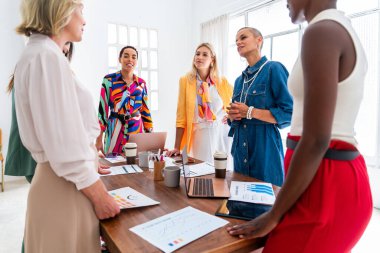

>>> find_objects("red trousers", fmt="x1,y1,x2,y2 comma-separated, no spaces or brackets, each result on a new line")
264,136,373,253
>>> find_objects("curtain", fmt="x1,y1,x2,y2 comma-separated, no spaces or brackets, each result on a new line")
201,14,229,76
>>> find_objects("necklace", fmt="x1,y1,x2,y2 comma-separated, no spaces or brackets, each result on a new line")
239,60,269,104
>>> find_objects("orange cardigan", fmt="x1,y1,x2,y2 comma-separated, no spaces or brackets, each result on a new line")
175,74,233,151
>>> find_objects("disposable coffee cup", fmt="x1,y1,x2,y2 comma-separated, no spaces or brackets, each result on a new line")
138,151,150,168
163,166,181,187
124,142,137,164
213,151,227,178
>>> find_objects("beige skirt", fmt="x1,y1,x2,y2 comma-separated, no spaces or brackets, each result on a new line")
24,162,100,253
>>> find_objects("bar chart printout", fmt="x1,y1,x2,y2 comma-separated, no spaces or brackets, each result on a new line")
129,206,229,253
229,181,276,205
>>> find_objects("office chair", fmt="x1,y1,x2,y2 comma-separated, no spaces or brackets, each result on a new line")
0,128,4,192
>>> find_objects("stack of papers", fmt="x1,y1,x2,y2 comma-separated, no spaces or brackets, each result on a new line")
229,181,276,205
108,187,159,209
100,165,143,176
130,206,228,253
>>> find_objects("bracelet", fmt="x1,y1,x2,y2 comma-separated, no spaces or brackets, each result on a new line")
246,106,254,120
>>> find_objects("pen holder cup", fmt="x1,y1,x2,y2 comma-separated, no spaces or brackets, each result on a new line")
153,161,165,181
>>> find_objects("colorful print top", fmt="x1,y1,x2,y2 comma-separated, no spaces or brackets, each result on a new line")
98,71,153,154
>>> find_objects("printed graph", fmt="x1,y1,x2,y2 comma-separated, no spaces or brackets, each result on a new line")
230,181,276,205
108,187,159,209
130,206,228,253
245,184,274,196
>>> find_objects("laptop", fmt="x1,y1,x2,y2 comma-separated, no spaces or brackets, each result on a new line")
181,146,230,198
128,132,167,154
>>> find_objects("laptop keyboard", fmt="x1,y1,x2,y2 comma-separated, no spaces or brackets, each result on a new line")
193,178,214,196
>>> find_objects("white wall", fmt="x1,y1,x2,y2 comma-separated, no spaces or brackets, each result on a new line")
0,0,24,159
0,0,193,162
76,0,193,149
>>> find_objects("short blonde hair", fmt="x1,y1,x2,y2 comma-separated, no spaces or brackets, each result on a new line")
237,27,264,50
189,43,220,83
16,0,82,36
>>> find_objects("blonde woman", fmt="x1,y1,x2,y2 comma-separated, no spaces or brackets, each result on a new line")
167,43,233,163
14,0,119,252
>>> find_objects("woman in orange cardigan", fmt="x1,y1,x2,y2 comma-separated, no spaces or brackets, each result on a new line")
167,43,233,163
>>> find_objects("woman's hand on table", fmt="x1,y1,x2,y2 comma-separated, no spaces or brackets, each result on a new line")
226,211,279,239
81,180,120,220
166,148,180,157
98,163,111,175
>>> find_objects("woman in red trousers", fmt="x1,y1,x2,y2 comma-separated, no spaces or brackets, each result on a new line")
227,0,373,252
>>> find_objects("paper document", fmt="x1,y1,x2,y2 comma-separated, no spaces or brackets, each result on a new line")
108,187,159,209
229,181,276,205
100,165,143,176
182,162,215,177
104,156,125,163
130,206,228,253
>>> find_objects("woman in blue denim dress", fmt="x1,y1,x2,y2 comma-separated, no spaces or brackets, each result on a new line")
227,27,293,186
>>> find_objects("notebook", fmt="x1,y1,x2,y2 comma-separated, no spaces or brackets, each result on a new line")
181,146,230,198
128,132,167,153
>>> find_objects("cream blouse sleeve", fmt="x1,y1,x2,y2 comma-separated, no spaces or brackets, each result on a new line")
16,49,99,190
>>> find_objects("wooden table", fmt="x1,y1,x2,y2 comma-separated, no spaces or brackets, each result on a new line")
100,160,279,253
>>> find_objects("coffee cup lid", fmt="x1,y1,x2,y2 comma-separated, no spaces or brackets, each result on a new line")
124,142,137,148
214,151,227,159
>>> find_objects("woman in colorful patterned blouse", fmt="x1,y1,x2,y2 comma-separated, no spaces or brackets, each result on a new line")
96,46,153,155
166,43,233,163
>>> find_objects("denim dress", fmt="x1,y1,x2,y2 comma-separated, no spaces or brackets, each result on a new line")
229,56,293,186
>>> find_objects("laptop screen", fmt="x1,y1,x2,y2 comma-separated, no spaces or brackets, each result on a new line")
128,132,167,153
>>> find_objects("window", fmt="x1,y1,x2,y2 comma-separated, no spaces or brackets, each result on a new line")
227,0,380,167
107,24,159,111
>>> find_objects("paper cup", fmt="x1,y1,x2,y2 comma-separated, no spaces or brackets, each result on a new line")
124,142,137,164
214,151,227,178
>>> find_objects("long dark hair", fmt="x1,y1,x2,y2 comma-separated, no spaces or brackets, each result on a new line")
6,75,15,94
64,41,74,62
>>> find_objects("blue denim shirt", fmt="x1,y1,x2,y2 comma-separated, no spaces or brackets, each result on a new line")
229,56,293,186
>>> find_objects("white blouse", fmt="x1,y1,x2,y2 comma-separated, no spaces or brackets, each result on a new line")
14,34,100,190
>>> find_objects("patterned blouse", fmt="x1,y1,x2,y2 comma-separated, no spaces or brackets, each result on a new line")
98,71,153,154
